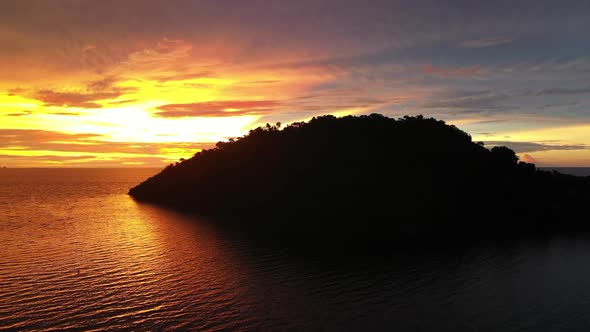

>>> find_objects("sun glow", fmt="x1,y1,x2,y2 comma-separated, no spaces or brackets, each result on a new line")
0,51,316,167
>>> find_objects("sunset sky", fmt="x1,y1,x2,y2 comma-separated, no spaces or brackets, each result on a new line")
1,0,590,167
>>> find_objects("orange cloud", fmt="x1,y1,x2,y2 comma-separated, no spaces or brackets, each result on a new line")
48,112,82,116
150,71,213,83
32,83,137,108
0,129,213,155
6,87,27,96
108,99,138,105
34,90,117,108
0,129,215,167
154,100,280,118
4,75,138,109
0,154,171,167
0,129,100,143
0,154,97,162
5,110,32,117
86,76,118,91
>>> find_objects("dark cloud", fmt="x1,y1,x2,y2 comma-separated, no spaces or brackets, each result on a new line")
485,141,588,153
288,85,394,111
469,119,509,125
154,100,279,117
422,92,510,113
3,0,588,76
538,101,578,109
526,88,590,96
460,37,513,48
423,65,483,77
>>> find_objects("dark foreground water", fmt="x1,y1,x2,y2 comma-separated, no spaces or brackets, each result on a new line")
2,168,590,331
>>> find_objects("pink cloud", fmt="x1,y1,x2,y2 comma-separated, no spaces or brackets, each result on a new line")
521,154,538,164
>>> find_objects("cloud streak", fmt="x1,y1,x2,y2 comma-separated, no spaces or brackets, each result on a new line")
485,141,589,153
0,129,216,166
154,100,280,118
34,90,120,108
421,91,511,114
5,110,32,117
0,129,213,155
8,76,138,109
423,65,483,77
526,87,590,96
460,37,513,48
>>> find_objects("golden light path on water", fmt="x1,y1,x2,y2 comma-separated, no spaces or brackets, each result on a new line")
0,169,268,330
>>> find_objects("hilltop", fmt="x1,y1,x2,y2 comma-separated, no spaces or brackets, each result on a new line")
129,114,589,240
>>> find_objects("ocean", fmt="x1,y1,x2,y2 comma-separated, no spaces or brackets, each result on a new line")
1,168,590,331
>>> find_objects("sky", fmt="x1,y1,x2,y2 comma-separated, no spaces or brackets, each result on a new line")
1,0,590,167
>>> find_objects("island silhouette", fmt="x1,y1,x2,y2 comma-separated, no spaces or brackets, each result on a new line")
129,114,589,242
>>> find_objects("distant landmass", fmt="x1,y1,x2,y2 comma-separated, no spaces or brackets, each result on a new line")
129,114,590,241
542,167,590,177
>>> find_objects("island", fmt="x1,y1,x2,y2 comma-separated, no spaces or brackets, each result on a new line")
129,114,590,242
